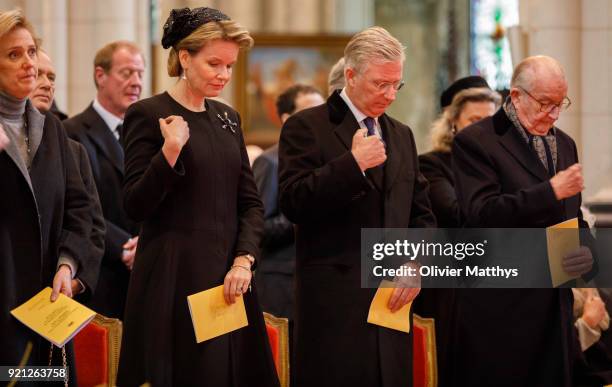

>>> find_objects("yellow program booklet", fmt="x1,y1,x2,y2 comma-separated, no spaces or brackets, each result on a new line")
546,217,580,287
10,287,96,347
367,280,412,333
187,284,249,343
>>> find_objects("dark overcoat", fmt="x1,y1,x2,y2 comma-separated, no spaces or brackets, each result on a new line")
0,106,93,367
450,107,591,387
116,93,279,387
279,91,435,387
252,144,296,320
418,150,459,227
414,149,457,387
64,104,137,318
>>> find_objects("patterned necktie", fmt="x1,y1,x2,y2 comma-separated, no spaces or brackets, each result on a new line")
530,135,555,176
363,116,376,137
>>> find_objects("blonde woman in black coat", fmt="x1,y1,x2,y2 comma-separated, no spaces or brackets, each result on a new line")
117,7,279,386
0,9,95,370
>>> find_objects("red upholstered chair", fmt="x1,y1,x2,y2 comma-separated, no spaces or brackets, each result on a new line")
264,312,290,387
413,314,438,387
73,314,122,387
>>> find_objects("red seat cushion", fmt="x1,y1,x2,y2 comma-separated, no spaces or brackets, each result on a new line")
412,323,427,387
266,324,280,373
73,322,109,387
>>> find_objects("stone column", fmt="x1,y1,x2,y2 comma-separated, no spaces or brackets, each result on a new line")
519,0,582,148
25,0,69,112
580,0,612,203
67,0,149,115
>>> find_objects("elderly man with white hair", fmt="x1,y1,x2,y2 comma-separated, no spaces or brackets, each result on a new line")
451,55,596,386
279,26,435,387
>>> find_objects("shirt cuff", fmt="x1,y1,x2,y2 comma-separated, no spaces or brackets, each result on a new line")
75,278,86,294
57,255,78,279
575,317,601,351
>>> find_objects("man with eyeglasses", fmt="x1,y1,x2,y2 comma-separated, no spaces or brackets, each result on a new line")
279,26,435,387
451,55,596,386
64,41,145,319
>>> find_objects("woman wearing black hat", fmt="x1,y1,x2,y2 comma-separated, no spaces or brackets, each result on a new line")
117,7,279,386
420,79,501,227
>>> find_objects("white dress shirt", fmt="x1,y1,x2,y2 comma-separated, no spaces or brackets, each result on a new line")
93,98,123,140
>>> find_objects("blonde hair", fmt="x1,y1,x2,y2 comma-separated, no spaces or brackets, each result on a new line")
344,26,405,74
328,57,345,93
430,87,501,152
167,20,253,77
0,9,37,47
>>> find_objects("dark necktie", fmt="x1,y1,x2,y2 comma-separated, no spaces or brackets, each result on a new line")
115,123,123,142
109,123,124,173
362,116,383,190
364,117,376,136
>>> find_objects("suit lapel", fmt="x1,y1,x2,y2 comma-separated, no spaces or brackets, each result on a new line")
494,109,550,182
83,105,124,174
554,130,572,172
380,115,401,192
329,91,359,150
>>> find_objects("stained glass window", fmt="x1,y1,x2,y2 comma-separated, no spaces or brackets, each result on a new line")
470,0,519,90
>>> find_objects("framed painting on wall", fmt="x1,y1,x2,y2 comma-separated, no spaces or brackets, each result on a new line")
233,34,351,147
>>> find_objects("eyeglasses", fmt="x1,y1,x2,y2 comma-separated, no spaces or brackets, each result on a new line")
372,79,404,94
519,86,571,113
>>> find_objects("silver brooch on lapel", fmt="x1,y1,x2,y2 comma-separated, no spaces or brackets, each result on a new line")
217,111,237,133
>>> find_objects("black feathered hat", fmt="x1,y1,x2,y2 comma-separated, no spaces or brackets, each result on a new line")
161,7,230,49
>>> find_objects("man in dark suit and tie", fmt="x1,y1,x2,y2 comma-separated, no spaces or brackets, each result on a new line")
279,27,435,387
451,55,595,386
64,40,145,319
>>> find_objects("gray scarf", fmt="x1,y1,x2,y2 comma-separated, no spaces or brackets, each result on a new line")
503,97,558,174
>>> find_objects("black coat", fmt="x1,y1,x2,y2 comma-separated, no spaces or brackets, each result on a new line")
67,139,105,300
116,93,279,387
64,104,137,318
252,144,296,320
0,106,94,367
418,150,459,227
450,108,588,387
413,150,457,387
279,91,435,387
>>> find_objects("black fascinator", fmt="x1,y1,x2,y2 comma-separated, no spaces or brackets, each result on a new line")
161,7,230,49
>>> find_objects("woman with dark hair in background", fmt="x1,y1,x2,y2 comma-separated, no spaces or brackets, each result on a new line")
117,7,279,386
